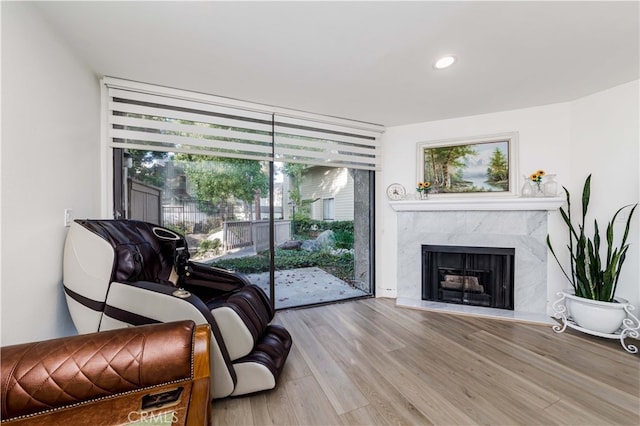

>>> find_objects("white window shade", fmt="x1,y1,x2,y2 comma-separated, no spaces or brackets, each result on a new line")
104,78,383,168
274,115,380,170
106,87,274,162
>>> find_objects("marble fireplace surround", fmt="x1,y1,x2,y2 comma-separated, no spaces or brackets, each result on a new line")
390,197,564,324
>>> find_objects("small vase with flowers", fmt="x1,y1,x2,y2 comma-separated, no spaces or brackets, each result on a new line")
416,181,431,199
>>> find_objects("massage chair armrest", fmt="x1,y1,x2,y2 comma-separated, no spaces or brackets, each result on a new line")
182,261,251,298
102,280,218,328
103,280,238,399
1,321,211,425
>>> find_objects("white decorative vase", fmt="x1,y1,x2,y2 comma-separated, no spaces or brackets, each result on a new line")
565,292,627,334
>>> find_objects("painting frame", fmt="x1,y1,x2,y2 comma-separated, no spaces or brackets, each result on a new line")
416,132,519,197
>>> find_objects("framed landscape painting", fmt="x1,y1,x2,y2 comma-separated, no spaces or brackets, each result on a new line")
416,132,518,196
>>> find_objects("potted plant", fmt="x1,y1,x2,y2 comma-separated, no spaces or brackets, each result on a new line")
547,174,638,336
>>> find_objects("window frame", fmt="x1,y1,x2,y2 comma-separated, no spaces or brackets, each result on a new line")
322,197,335,221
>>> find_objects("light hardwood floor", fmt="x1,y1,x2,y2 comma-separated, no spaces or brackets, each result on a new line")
212,298,640,425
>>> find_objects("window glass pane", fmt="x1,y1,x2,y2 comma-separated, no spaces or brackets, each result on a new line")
124,149,270,255
323,198,335,220
120,151,373,309
275,162,372,308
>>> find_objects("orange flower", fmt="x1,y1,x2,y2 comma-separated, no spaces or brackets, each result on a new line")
529,169,546,183
417,181,432,192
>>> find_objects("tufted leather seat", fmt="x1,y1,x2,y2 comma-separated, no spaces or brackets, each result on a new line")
62,219,292,399
1,320,211,425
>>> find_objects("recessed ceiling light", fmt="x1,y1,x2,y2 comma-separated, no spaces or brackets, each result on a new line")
434,55,456,70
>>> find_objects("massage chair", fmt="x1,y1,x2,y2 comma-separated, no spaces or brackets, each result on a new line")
62,219,292,399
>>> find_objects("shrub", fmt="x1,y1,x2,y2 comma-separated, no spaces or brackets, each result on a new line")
294,220,353,243
333,231,354,249
327,221,353,233
197,238,222,255
208,248,354,281
210,255,270,274
166,224,188,235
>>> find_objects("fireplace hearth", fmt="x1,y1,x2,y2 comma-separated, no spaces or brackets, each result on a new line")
422,245,514,310
391,200,564,316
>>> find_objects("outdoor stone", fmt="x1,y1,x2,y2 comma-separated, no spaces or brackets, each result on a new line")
301,239,320,252
315,230,335,249
279,240,303,250
331,248,353,256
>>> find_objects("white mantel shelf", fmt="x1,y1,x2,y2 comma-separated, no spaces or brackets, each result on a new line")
389,196,564,212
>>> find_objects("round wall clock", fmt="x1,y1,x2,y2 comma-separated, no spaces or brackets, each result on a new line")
386,183,406,201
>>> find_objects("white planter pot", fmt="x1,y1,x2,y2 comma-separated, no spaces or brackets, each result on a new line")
553,290,640,354
564,292,628,334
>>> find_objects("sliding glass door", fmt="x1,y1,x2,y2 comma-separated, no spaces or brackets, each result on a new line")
105,78,379,309
270,162,373,308
114,150,374,309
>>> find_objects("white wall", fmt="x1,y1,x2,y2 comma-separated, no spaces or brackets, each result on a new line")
567,80,639,307
1,2,101,345
377,81,639,310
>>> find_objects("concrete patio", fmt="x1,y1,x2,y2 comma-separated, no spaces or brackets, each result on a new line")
193,242,370,309
245,266,369,309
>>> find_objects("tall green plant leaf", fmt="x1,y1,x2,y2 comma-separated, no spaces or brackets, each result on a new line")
559,207,579,240
562,185,577,285
611,247,628,300
574,232,591,299
593,220,601,269
548,174,637,302
610,203,637,298
581,174,591,225
619,204,637,249
546,235,573,286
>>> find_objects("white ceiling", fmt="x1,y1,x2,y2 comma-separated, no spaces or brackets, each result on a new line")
34,1,639,127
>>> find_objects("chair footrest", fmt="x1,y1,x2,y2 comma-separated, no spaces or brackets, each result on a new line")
234,324,292,380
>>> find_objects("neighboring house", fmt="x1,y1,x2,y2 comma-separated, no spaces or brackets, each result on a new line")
295,166,354,221
259,181,284,220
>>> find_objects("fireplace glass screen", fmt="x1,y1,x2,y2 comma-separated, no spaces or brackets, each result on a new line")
422,245,514,310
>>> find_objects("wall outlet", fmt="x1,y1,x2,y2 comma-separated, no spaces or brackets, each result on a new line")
64,208,73,227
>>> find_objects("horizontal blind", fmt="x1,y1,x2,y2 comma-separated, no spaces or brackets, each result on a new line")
104,78,383,169
106,86,274,162
274,115,380,170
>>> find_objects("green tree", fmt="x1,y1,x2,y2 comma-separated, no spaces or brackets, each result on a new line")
176,154,268,206
486,148,508,184
282,163,307,205
425,145,476,190
126,150,170,188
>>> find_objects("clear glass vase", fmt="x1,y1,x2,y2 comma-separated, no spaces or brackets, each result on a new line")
532,181,544,197
543,174,558,197
521,178,533,197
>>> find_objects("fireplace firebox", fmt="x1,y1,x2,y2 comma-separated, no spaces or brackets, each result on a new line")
422,245,514,310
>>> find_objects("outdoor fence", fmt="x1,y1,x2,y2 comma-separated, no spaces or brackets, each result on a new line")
223,220,291,252
162,200,235,234
129,180,161,225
